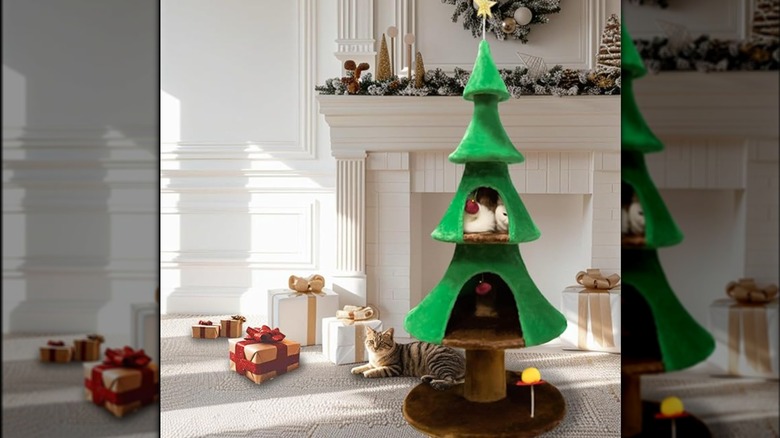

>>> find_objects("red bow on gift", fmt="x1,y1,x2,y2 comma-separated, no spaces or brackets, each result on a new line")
198,320,213,325
245,325,285,343
47,340,65,346
102,346,151,368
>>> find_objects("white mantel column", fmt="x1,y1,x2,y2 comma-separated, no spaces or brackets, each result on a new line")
333,152,368,306
335,0,376,76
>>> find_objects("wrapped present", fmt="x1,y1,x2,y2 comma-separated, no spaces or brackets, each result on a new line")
268,288,339,346
84,346,159,417
220,315,246,338
74,334,104,362
323,308,382,365
229,326,300,384
560,269,621,353
709,279,778,378
40,340,73,363
192,320,220,339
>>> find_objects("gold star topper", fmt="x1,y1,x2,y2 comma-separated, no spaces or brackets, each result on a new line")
474,0,497,19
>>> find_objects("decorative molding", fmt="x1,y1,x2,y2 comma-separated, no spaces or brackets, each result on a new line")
162,202,319,269
412,0,605,72
624,0,751,40
336,158,366,275
318,95,621,154
131,302,158,361
3,256,156,279
160,0,317,159
409,151,601,194
334,0,376,73
633,72,779,140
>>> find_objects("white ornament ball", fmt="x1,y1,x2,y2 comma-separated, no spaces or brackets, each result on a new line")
628,201,645,235
513,7,533,26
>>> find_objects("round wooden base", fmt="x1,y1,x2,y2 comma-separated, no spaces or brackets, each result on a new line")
630,401,711,438
403,372,566,438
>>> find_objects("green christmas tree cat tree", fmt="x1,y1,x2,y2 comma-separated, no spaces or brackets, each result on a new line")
621,23,715,437
402,9,567,433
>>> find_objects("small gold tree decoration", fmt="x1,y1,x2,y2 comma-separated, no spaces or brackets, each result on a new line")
597,14,621,70
376,34,392,81
414,51,426,88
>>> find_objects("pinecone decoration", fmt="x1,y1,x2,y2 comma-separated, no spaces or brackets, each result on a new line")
558,68,582,89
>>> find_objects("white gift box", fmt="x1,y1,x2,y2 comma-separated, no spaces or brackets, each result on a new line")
560,285,621,353
322,317,383,365
708,299,778,379
267,288,339,346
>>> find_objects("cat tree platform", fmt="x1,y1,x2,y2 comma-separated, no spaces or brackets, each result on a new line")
404,325,565,438
403,370,565,438
463,232,510,243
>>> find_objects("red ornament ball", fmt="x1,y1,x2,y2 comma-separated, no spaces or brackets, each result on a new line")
475,282,492,295
465,199,479,215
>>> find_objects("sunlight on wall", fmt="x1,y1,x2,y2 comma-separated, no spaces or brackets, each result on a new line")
161,89,180,144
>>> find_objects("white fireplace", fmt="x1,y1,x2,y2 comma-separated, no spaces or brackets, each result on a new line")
318,95,621,336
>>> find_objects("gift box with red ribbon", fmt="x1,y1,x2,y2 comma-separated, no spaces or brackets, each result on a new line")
229,326,300,384
220,315,246,338
40,340,74,363
192,320,220,339
83,346,159,417
73,334,104,362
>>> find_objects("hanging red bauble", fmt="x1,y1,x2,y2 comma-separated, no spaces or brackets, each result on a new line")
476,281,492,295
465,198,480,214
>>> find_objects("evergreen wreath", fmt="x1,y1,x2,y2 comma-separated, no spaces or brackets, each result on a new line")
442,0,562,43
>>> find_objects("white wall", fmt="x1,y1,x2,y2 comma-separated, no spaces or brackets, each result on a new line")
160,0,339,318
2,0,158,342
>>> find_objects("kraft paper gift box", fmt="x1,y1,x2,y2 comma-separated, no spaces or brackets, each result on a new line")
220,315,246,338
73,334,104,362
84,347,159,417
708,298,778,379
229,326,300,384
191,320,220,339
322,317,383,365
560,285,621,353
40,341,74,363
268,288,339,346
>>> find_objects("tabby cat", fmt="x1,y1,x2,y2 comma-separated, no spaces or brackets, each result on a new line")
350,327,465,390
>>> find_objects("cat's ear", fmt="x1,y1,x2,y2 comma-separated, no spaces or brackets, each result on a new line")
384,327,394,337
365,325,375,335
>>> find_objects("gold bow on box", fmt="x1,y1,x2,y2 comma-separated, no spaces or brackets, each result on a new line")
575,269,620,350
289,274,325,294
724,278,778,375
337,305,379,325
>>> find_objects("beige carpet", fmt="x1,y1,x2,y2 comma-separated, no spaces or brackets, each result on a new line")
3,316,777,437
160,314,622,437
2,334,158,438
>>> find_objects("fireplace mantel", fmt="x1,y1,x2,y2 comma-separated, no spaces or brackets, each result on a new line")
317,94,622,334
318,95,621,156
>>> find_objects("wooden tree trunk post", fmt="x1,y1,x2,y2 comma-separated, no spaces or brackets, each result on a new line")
464,349,506,402
622,372,642,437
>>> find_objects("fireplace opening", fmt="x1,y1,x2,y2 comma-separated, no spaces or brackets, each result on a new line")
444,272,523,345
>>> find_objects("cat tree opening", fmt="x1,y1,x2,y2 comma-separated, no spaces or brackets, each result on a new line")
443,272,524,350
463,186,512,244
622,182,646,247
